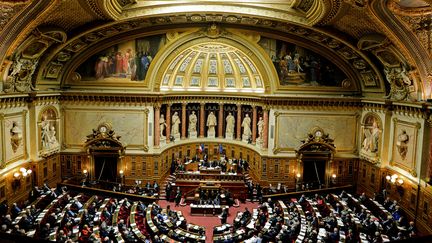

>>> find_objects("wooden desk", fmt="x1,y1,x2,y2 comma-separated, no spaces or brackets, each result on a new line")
190,204,228,216
200,168,222,174
185,162,199,172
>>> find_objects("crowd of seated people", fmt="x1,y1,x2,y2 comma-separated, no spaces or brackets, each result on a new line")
171,153,249,174
147,202,206,242
212,189,423,243
0,181,425,243
0,183,157,243
111,180,159,198
1,181,211,242
0,184,69,239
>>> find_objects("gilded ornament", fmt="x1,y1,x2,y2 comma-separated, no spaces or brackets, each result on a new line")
56,52,71,62
353,59,367,70
190,15,203,22
226,16,238,23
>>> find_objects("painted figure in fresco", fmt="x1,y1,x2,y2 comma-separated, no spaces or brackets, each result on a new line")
279,56,289,82
206,112,217,135
225,112,235,136
242,114,252,141
286,54,296,73
188,111,197,133
129,50,137,80
136,52,152,81
10,121,22,153
171,112,181,137
396,130,409,159
294,53,303,73
95,55,109,79
115,51,123,74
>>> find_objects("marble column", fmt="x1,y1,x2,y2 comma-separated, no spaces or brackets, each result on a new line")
154,105,160,147
263,107,269,149
181,103,187,140
252,105,257,144
166,104,171,143
218,103,224,138
236,104,242,140
199,102,205,138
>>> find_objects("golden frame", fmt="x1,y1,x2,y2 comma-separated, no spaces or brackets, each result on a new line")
0,110,28,168
390,118,420,177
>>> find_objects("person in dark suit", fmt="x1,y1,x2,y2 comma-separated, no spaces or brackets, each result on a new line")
220,208,228,224
11,203,21,218
175,188,182,206
165,182,172,201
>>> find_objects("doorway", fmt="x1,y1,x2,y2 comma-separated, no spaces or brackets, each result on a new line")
302,160,326,189
94,155,118,182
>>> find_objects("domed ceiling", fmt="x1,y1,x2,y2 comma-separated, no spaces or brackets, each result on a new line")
160,42,264,93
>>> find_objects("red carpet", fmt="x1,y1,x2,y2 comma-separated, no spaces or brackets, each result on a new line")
158,200,259,241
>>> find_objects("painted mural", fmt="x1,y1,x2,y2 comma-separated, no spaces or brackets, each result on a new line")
259,38,347,87
76,35,166,81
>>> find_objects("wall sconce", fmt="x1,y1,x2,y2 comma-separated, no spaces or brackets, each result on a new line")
82,169,88,186
20,167,32,178
331,174,337,185
119,170,124,185
386,174,404,185
12,168,32,190
386,174,404,196
12,172,21,190
295,173,301,183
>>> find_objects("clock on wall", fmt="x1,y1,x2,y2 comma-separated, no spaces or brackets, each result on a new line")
99,125,107,133
96,123,112,135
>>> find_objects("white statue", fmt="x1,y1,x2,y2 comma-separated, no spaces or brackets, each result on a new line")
171,112,181,137
225,112,235,136
207,111,217,135
362,120,380,153
257,116,264,142
188,111,197,133
159,114,166,139
41,116,58,150
242,114,251,141
48,126,59,147
41,116,51,148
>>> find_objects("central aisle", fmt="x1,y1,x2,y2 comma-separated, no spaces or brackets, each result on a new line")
158,200,259,241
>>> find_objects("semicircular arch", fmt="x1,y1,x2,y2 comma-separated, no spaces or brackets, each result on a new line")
147,29,278,94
